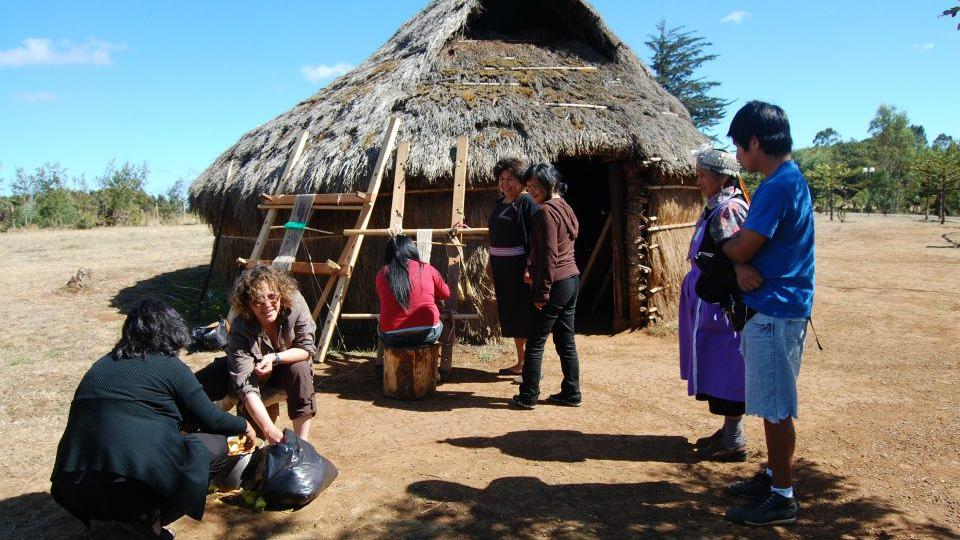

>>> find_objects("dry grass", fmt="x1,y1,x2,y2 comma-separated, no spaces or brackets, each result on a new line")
3,215,958,539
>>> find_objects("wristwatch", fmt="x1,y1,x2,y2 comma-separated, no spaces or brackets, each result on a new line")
271,353,281,366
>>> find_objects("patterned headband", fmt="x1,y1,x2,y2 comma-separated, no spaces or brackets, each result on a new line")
692,143,740,177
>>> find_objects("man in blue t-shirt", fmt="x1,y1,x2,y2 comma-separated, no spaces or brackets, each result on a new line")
720,101,815,526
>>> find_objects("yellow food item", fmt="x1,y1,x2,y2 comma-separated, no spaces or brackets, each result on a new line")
226,435,247,456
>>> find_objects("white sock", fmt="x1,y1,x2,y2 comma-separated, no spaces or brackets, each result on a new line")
764,467,773,478
771,485,794,499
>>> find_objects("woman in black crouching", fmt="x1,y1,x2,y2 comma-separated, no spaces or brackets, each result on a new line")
51,300,256,539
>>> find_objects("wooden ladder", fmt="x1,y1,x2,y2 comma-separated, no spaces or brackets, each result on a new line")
311,117,402,362
239,118,400,366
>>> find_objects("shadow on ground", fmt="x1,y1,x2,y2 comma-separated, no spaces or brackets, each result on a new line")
317,353,513,412
334,459,957,539
0,490,306,540
443,430,695,463
111,264,230,324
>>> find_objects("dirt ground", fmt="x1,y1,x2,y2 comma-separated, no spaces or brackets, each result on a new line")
0,214,957,539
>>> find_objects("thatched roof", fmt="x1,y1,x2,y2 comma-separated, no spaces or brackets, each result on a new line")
190,0,706,232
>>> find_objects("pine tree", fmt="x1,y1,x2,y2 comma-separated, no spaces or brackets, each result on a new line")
645,20,730,131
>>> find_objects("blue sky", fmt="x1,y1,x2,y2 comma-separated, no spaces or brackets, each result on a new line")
1,1,957,195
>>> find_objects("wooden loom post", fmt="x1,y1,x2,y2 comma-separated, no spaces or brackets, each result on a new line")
227,133,309,324
248,132,310,263
440,135,469,376
315,117,402,363
579,213,612,291
389,141,410,229
607,164,628,330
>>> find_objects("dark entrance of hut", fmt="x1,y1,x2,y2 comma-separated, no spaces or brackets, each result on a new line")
554,156,614,333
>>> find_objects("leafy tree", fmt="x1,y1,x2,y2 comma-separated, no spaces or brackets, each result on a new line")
807,162,859,221
97,161,150,225
812,128,841,147
645,20,729,131
943,6,960,30
868,104,917,212
932,133,956,150
912,143,960,224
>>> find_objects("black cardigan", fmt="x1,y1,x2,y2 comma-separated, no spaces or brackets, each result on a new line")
51,354,247,520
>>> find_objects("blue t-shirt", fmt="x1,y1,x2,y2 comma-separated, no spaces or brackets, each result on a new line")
741,160,815,318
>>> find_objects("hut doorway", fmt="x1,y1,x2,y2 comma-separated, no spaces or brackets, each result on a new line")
554,156,614,333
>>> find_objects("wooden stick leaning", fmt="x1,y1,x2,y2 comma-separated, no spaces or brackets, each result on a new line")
314,117,402,363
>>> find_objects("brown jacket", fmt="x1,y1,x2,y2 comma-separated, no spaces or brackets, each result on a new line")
527,197,580,304
227,291,317,397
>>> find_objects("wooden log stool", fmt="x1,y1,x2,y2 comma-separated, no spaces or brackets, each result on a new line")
382,343,441,400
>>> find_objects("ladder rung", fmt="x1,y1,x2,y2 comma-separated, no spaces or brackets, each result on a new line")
236,257,343,275
260,192,372,205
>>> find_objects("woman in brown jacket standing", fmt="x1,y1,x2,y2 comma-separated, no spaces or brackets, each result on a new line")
512,163,582,409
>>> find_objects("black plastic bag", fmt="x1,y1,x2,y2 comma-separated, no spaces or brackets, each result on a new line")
189,320,228,352
240,428,338,509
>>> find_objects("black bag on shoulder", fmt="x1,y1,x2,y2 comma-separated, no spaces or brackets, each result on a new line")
694,235,753,331
241,429,339,509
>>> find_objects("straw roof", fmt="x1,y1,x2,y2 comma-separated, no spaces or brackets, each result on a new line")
190,0,706,234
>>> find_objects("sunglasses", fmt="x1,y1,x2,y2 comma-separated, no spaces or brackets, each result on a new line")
251,293,279,306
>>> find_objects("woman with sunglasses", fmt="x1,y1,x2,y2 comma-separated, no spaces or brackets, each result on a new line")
213,265,317,445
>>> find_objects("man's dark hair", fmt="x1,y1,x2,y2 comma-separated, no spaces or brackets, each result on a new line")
112,299,190,360
493,157,526,182
524,162,567,197
727,100,793,156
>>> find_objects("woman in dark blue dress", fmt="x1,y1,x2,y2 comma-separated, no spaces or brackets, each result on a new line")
487,157,538,376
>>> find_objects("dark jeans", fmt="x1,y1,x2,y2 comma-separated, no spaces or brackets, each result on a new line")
194,356,316,419
519,275,580,401
378,323,443,348
51,433,229,528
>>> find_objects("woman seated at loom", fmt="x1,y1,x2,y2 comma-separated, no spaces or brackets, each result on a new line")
195,265,317,445
376,233,451,348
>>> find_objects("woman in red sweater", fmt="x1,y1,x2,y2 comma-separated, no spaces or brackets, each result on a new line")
376,234,451,348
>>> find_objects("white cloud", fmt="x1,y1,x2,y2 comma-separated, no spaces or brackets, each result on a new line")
11,91,57,102
720,10,750,24
0,38,127,68
912,42,935,51
300,62,353,83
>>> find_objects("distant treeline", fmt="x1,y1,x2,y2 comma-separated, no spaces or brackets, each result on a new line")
0,161,190,231
748,104,959,224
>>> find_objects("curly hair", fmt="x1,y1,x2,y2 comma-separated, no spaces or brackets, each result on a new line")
493,157,526,182
111,299,190,360
230,265,300,320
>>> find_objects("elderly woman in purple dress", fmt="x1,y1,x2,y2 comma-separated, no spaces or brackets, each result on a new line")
678,145,750,461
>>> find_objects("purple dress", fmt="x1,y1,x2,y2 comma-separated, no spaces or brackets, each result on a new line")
678,188,748,402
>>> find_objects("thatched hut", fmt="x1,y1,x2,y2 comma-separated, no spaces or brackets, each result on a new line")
190,0,706,344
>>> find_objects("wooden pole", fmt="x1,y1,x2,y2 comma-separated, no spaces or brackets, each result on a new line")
316,117,401,363
440,135,469,376
607,164,628,330
248,131,310,263
579,213,612,291
389,140,410,229
195,160,235,321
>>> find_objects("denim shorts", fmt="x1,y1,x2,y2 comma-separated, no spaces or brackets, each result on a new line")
740,313,807,423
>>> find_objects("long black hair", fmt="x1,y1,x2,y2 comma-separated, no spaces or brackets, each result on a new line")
524,162,567,197
111,299,191,360
383,234,421,309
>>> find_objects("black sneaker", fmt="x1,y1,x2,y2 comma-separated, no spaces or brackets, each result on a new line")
511,395,537,410
726,471,772,497
546,393,581,407
694,428,723,449
725,492,797,526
